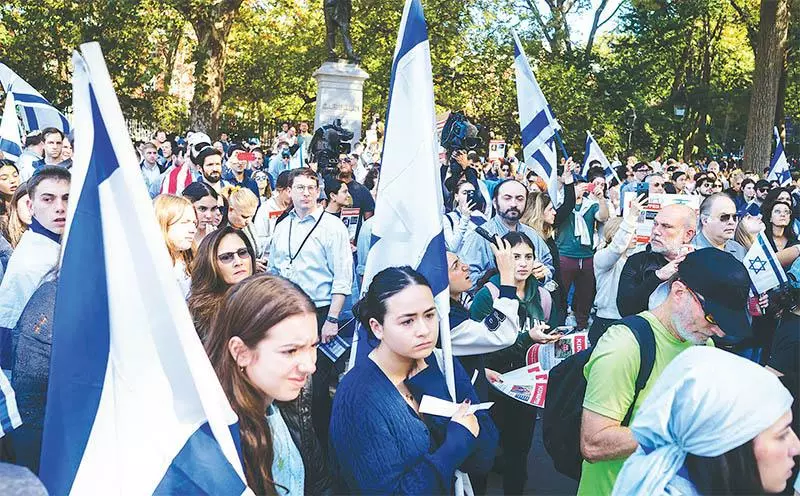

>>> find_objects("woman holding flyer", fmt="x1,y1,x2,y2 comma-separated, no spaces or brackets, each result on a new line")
329,266,498,494
470,231,563,494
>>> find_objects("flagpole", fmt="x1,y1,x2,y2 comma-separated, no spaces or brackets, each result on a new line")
554,130,569,159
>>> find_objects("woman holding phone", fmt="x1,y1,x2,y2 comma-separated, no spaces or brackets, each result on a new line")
470,231,562,494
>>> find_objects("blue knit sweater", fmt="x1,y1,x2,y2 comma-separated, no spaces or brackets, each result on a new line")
329,354,498,494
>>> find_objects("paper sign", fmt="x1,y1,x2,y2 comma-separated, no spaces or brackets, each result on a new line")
621,193,701,245
489,140,506,159
340,207,360,242
418,395,494,417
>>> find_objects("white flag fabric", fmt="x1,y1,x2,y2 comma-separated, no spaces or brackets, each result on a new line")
744,231,787,294
581,131,620,183
39,43,250,495
767,127,792,187
512,31,560,203
351,0,451,377
0,63,71,134
0,91,22,162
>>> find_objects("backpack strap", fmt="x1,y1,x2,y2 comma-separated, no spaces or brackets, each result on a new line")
618,314,656,427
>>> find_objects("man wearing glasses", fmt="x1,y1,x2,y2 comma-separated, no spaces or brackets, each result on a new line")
579,249,752,496
267,167,352,447
694,193,746,261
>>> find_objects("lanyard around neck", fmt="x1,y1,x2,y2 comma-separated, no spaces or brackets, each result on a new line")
288,211,324,264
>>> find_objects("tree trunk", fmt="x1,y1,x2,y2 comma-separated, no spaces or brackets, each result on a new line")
743,0,790,173
189,15,232,135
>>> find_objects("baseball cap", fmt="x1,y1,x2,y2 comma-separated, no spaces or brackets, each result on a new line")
633,162,651,172
678,248,752,338
755,179,771,191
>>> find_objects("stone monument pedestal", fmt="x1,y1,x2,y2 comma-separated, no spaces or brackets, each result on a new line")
313,60,369,148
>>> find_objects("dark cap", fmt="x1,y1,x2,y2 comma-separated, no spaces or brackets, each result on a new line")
755,179,771,190
633,161,651,172
678,248,752,338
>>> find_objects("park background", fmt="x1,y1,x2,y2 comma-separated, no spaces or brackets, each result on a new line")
0,0,797,171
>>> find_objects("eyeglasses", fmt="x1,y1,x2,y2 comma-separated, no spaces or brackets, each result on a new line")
717,213,739,223
772,208,792,216
292,184,318,192
687,287,717,326
217,247,251,264
757,187,770,192
340,157,352,163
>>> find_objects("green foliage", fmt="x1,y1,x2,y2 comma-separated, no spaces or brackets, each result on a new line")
0,0,791,162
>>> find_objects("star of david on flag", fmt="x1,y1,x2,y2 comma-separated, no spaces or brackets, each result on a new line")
743,232,787,294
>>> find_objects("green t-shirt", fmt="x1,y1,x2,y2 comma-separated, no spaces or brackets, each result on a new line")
576,312,713,496
556,202,599,259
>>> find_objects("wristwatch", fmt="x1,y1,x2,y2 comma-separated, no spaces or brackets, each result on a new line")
325,315,339,324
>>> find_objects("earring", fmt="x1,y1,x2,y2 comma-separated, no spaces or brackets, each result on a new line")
239,366,244,373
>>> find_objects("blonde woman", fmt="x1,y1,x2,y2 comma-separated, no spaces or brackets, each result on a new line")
154,194,197,298
520,162,577,324
221,186,262,265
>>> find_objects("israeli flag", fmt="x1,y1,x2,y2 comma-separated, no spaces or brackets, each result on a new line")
0,91,22,162
39,43,250,495
0,63,71,134
582,131,620,183
744,231,787,294
512,31,560,203
767,127,792,187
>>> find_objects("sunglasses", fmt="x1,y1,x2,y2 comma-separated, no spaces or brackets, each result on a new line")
687,287,717,326
717,213,739,223
217,247,251,264
757,187,770,192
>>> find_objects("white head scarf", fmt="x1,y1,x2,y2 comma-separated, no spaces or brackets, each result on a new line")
612,346,793,495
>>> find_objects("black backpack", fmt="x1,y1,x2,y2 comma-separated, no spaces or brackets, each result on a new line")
542,315,656,481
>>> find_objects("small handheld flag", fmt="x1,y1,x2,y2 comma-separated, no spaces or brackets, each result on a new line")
582,131,620,183
744,231,787,294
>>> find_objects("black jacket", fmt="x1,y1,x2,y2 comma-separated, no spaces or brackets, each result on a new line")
616,246,668,317
278,381,333,495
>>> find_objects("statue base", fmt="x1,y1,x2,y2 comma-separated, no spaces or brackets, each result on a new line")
313,60,369,149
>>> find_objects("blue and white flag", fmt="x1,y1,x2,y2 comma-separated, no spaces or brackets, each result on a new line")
512,31,560,203
582,131,620,183
744,231,787,294
0,63,71,134
39,43,250,495
350,0,452,374
0,91,22,162
767,127,792,187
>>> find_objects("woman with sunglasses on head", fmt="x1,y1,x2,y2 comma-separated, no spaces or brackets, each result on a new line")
762,198,800,268
329,266,498,494
0,183,31,255
187,226,255,341
206,274,331,495
182,181,223,249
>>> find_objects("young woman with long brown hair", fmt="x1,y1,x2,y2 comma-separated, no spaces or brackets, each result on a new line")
187,226,255,340
153,195,198,298
205,274,322,495
1,182,31,249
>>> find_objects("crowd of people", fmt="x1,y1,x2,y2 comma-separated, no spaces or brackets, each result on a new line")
0,120,799,495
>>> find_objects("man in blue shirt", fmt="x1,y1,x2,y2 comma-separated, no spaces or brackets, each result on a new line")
268,167,352,447
458,179,554,287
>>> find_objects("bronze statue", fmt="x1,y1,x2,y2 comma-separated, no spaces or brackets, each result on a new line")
324,0,360,63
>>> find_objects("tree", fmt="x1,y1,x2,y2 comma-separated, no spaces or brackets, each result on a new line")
743,0,790,172
164,0,245,134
